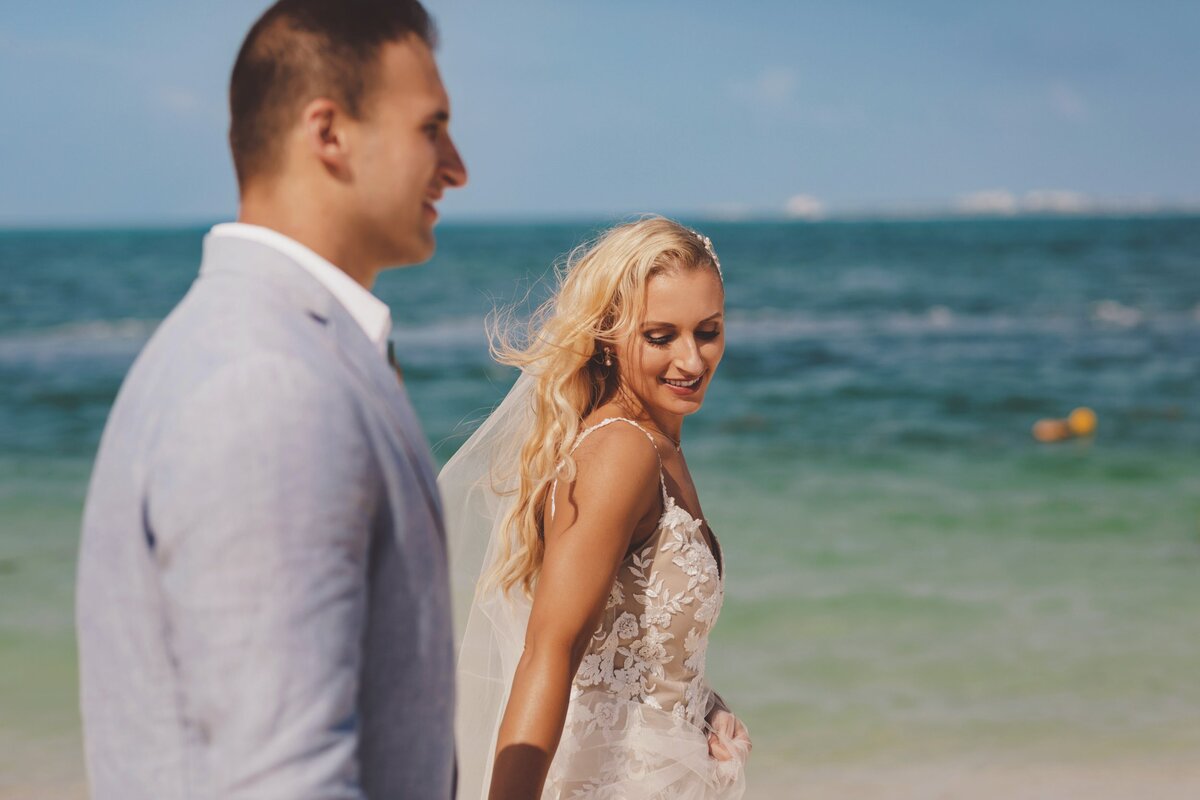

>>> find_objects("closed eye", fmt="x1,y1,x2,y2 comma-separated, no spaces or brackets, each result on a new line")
423,110,450,142
644,328,721,347
644,333,673,347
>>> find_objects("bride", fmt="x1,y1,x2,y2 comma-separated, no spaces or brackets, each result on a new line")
440,216,750,799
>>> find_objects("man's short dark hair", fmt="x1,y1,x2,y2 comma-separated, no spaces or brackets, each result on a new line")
229,0,436,188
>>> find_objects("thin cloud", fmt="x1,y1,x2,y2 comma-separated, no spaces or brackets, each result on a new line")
955,190,1019,216
1048,81,1087,121
702,202,753,221
954,189,1093,215
1022,189,1092,213
950,190,1200,217
157,87,203,115
151,86,224,124
785,194,825,220
727,67,865,130
728,66,798,111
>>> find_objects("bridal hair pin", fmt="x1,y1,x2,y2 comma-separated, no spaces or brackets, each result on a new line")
693,231,723,281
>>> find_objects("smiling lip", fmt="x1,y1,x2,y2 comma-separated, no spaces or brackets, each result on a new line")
422,201,438,222
661,374,704,396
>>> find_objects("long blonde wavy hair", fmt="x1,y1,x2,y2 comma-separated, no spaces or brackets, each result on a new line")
486,216,723,598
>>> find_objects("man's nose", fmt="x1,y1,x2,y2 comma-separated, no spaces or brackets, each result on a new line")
440,136,467,188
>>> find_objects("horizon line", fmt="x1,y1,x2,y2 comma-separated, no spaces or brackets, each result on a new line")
3,206,1200,233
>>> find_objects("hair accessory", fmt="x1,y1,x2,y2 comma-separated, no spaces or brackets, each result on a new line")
694,231,723,281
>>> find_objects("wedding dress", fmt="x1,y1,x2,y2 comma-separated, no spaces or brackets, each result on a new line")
440,374,747,800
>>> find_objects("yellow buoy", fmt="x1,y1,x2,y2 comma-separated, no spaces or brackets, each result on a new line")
1067,407,1097,436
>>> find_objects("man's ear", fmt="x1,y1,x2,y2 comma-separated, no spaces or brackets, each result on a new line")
300,97,353,181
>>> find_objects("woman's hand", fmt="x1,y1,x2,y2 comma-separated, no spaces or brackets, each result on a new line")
706,708,751,762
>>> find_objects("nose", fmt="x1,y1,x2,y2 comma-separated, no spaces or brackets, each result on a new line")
675,336,705,376
440,134,467,188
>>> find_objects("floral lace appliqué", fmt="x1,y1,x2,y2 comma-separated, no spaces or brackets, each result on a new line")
546,417,741,799
567,494,723,728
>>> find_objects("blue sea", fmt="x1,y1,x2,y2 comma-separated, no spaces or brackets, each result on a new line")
2,217,1199,795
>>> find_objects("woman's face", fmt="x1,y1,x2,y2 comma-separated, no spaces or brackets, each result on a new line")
615,266,726,420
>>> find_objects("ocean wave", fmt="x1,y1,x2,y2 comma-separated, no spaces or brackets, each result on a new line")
389,316,491,350
725,305,1198,341
725,308,1038,339
1091,300,1143,328
2,303,1195,369
0,316,492,367
0,319,158,365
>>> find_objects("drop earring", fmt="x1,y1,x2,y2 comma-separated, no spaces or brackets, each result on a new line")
604,348,613,367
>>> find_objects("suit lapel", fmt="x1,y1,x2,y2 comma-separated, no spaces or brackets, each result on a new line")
199,235,445,530
327,310,445,528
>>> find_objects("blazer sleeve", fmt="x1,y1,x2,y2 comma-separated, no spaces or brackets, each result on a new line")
146,353,380,798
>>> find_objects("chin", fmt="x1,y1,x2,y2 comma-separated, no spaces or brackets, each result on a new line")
656,392,707,417
390,231,435,267
412,235,436,263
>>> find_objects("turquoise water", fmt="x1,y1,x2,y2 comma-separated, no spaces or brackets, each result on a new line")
2,217,1199,788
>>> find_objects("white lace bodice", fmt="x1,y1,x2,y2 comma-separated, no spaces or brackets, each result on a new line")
541,417,743,799
555,418,725,727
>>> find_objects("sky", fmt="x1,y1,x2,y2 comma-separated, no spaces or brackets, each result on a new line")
2,0,1199,225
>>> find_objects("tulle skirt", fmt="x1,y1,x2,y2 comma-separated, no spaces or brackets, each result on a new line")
543,691,747,800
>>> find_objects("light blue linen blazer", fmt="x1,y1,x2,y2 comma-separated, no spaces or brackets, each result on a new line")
77,234,455,798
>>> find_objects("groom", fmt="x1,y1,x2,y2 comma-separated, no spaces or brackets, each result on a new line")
76,1,466,797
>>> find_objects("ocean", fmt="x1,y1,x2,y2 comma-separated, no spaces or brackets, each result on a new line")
2,216,1199,796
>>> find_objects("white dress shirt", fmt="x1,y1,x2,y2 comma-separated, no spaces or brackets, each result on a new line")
209,222,392,357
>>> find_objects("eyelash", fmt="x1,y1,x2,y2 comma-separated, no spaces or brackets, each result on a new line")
644,329,721,348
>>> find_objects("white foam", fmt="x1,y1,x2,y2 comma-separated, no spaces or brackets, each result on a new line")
389,316,490,350
1091,300,1142,328
725,308,1053,340
926,305,954,329
837,267,905,292
2,302,1187,370
0,319,157,364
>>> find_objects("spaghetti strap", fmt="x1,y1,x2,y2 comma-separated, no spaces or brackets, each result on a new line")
550,417,669,520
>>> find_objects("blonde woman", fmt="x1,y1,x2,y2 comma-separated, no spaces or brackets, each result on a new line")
441,217,750,800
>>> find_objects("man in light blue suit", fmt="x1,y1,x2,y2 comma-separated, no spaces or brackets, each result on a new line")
76,1,467,796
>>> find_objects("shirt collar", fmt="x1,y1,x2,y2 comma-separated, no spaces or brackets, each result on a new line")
209,222,392,356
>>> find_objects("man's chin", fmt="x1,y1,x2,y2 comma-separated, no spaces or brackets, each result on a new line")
386,231,436,269
412,229,437,263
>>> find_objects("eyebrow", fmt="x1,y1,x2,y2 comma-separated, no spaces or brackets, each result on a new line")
641,312,724,328
426,110,450,124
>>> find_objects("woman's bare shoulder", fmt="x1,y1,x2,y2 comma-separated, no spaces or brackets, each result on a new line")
549,416,661,532
571,416,662,482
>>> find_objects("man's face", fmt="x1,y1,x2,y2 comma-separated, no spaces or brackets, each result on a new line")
350,36,467,268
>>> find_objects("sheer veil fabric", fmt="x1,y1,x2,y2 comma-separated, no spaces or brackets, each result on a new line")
439,372,747,800
440,372,537,800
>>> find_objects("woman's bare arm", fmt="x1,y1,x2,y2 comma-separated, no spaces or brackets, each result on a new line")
488,424,662,800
